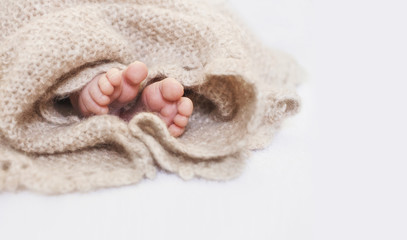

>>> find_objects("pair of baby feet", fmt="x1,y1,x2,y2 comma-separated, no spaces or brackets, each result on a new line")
69,61,193,137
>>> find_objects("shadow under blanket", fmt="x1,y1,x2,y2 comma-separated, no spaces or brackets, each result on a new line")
0,0,303,194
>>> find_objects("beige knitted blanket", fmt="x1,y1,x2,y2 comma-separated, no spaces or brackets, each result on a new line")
0,0,302,194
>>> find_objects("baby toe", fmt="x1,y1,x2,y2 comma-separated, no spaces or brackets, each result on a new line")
98,74,115,95
123,61,148,86
160,103,177,118
173,114,189,128
168,124,185,137
160,78,184,101
80,90,109,116
177,97,193,117
106,68,122,87
89,81,110,106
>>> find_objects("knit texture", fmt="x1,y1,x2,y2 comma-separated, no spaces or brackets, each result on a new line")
0,0,303,194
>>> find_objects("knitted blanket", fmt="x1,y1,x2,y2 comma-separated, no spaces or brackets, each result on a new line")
0,0,302,194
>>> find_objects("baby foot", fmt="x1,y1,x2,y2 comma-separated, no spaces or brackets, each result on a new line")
70,61,193,137
143,78,193,137
70,61,148,117
121,78,193,137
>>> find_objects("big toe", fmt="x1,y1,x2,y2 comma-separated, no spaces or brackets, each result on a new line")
114,61,148,106
122,61,148,86
160,78,184,101
141,78,184,111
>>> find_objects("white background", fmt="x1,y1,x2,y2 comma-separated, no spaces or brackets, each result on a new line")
1,0,406,239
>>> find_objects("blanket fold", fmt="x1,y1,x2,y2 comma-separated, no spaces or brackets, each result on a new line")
0,0,303,194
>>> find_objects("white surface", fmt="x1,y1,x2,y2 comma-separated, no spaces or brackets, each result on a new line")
2,0,406,240
313,1,407,240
